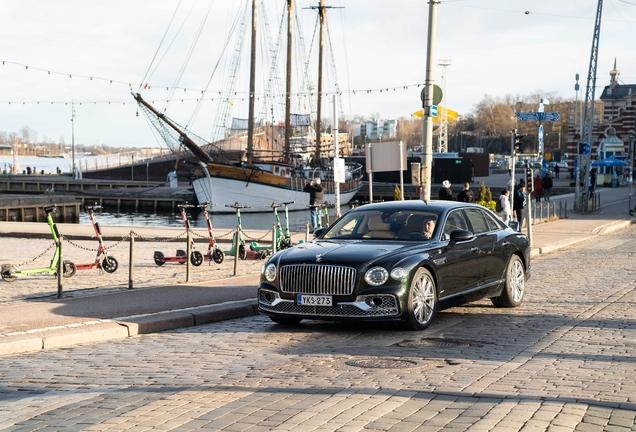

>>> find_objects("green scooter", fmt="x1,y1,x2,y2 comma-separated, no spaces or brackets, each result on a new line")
224,202,265,260
1,205,77,282
250,201,295,253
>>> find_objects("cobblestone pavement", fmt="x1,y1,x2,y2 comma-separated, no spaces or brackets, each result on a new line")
0,237,264,304
1,226,636,431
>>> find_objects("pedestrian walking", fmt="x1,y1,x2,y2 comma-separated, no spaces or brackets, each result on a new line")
542,172,553,201
533,171,544,203
456,182,474,203
303,177,324,230
438,180,454,201
554,163,560,178
513,183,527,231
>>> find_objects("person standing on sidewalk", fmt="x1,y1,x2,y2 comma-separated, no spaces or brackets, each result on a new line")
438,180,454,201
554,163,560,178
456,182,474,203
304,177,324,230
498,189,512,223
542,172,553,201
533,171,544,203
513,184,527,231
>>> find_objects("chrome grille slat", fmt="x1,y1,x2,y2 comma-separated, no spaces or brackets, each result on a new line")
280,264,356,295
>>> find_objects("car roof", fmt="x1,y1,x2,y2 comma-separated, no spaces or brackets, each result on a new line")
349,200,481,214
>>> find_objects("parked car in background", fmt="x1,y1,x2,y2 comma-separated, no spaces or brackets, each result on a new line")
258,200,531,331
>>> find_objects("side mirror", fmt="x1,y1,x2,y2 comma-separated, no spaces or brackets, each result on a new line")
449,229,474,246
313,227,327,238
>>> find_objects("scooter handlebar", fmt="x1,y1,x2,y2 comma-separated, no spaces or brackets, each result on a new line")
282,201,295,206
225,203,251,209
85,204,103,212
43,204,58,214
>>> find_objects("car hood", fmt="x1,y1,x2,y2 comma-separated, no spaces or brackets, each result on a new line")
275,240,425,266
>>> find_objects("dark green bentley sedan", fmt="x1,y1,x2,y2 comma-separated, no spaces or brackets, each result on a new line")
258,200,530,330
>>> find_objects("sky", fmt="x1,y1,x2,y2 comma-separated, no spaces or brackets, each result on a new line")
0,0,635,149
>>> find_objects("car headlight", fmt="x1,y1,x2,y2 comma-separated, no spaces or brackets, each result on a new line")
390,267,407,281
364,266,388,286
264,263,277,282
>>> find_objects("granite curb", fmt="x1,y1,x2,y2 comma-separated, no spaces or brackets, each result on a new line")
0,299,258,356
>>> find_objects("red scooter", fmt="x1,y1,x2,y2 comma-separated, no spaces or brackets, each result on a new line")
197,201,225,264
73,204,118,274
153,204,204,267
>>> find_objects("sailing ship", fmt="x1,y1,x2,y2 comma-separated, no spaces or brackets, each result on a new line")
134,1,363,213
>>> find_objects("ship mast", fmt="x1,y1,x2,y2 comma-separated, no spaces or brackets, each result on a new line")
284,0,293,164
246,0,257,166
315,0,325,164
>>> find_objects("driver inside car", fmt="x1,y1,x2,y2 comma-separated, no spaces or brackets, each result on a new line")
422,217,436,239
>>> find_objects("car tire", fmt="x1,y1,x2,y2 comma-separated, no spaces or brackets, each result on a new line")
401,267,437,331
491,254,525,308
269,316,302,325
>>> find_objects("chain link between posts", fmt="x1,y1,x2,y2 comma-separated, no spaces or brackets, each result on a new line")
12,241,56,267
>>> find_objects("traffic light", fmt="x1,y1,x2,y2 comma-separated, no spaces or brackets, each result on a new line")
514,134,524,152
526,168,534,193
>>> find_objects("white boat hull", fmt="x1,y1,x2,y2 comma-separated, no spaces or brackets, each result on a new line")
192,176,360,213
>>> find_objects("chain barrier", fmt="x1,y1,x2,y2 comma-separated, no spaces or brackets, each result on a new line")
240,227,273,242
13,241,56,267
128,230,188,242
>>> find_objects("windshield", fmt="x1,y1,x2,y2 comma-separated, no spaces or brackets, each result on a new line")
323,209,440,241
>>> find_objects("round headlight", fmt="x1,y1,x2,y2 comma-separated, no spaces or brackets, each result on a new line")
364,266,388,286
264,263,277,282
390,267,407,281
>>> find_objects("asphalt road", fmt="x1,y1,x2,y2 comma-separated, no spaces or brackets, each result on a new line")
1,223,635,430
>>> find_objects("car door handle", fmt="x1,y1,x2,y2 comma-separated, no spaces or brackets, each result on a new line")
470,247,480,253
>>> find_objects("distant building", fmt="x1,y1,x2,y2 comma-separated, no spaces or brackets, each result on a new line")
351,119,398,141
567,61,636,183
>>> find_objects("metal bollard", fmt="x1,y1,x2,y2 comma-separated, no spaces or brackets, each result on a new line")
128,232,134,289
305,223,310,243
186,229,191,283
233,229,239,277
57,239,63,299
272,223,277,255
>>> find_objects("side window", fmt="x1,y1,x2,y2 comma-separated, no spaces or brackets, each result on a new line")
484,211,505,231
442,210,469,240
464,209,490,234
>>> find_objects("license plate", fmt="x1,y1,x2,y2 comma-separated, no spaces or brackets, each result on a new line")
297,294,332,306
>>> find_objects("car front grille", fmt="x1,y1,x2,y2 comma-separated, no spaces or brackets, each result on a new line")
279,264,356,295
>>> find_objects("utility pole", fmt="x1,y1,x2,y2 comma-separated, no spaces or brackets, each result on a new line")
420,0,439,204
576,0,603,213
437,59,451,153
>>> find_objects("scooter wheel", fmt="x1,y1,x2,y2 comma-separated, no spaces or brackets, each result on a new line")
1,266,17,283
191,251,203,267
212,248,225,264
238,244,247,260
102,256,118,273
154,251,165,266
63,261,77,278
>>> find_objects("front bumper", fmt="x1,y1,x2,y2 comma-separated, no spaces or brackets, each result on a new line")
258,288,399,319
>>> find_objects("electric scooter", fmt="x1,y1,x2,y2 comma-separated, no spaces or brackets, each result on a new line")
224,202,266,260
153,203,204,266
1,204,76,282
72,204,118,274
197,201,225,264
249,201,294,253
